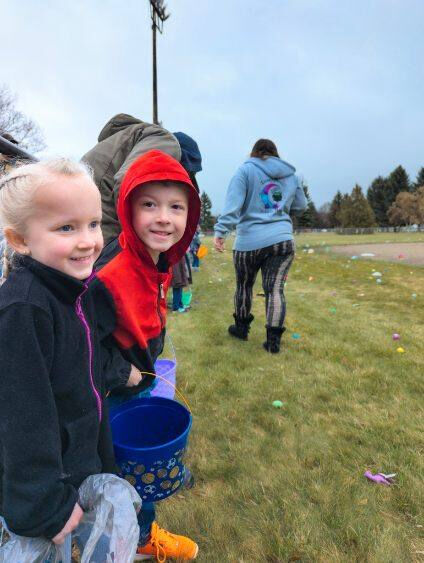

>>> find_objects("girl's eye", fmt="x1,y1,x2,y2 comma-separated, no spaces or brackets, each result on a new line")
58,225,73,232
89,220,101,229
142,201,155,208
172,204,186,211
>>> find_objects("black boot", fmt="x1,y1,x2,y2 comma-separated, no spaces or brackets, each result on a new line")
228,313,254,341
263,326,286,353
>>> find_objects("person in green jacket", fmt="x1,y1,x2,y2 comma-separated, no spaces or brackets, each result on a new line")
82,114,201,245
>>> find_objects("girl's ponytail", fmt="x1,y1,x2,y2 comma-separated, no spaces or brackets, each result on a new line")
0,242,13,285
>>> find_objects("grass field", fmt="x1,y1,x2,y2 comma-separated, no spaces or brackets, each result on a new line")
295,231,424,248
160,234,424,562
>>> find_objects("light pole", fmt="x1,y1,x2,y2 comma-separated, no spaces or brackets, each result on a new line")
149,0,170,125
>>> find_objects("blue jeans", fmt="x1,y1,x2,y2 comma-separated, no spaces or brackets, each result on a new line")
172,287,183,311
192,254,200,268
108,386,156,546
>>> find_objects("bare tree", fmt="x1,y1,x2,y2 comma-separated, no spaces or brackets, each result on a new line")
0,84,45,153
388,187,424,225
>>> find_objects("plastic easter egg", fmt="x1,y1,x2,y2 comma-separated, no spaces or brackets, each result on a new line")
272,400,283,409
396,347,405,354
292,333,301,340
392,333,400,341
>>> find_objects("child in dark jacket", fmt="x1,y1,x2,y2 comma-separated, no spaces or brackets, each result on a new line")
93,150,201,560
0,159,129,544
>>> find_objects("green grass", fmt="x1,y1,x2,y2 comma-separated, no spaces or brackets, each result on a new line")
294,231,424,248
160,234,424,562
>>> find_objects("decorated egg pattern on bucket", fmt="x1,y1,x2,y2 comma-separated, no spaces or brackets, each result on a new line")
120,448,187,502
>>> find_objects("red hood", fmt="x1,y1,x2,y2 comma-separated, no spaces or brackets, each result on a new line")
117,150,201,268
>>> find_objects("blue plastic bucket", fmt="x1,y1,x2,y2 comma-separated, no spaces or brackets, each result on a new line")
151,359,177,400
110,397,192,503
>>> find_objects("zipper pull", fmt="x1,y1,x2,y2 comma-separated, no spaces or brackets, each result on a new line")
159,283,165,299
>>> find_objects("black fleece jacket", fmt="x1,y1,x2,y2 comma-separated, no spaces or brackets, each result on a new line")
0,257,130,539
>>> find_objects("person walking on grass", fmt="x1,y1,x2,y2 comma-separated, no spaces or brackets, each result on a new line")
214,139,307,353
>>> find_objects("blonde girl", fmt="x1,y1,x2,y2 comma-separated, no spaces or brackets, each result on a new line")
0,159,126,545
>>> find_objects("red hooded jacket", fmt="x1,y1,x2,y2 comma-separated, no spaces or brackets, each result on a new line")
94,150,200,395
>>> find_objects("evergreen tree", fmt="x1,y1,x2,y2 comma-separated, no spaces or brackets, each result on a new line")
298,182,318,227
200,191,214,230
413,167,424,191
340,185,376,227
388,165,411,200
338,193,353,227
367,176,391,226
328,191,343,227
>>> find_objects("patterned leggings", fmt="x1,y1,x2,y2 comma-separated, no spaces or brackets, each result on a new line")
232,240,295,328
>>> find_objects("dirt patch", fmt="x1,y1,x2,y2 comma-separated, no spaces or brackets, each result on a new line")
330,242,424,266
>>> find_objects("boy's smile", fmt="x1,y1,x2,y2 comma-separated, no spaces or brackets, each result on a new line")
130,182,189,263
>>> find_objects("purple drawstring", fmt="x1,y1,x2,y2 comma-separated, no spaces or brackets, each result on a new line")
75,273,102,421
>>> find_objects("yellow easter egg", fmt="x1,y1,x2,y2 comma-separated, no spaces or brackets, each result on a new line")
141,473,155,484
124,475,136,486
169,466,179,479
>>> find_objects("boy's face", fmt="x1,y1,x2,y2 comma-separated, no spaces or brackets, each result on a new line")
131,182,189,263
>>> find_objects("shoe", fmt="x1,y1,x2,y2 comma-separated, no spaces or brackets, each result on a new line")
263,326,285,353
135,522,199,561
228,313,254,341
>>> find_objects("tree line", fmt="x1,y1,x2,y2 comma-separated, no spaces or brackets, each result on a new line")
296,166,424,229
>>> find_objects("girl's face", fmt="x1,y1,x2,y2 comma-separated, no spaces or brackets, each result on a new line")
20,174,103,280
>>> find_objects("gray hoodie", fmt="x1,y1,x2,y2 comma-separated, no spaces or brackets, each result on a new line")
82,114,181,244
214,156,307,251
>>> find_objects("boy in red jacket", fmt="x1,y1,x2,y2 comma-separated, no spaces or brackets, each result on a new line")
94,150,200,560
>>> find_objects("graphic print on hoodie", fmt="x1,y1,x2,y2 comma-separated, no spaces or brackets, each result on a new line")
93,150,200,395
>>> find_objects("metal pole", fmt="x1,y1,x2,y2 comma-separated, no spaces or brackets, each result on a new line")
152,17,158,125
0,135,37,161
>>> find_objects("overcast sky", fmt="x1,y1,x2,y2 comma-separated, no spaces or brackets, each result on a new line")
3,0,424,212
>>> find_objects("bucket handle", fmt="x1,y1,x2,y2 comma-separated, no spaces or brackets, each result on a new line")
165,332,177,364
139,370,192,413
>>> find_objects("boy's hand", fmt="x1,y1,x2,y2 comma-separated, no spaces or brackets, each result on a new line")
214,237,225,252
126,365,143,387
52,503,83,545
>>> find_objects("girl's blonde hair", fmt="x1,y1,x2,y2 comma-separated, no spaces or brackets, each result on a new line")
0,158,94,282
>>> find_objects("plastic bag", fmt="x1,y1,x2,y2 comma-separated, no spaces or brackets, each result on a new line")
0,525,71,562
75,473,141,562
0,473,141,563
